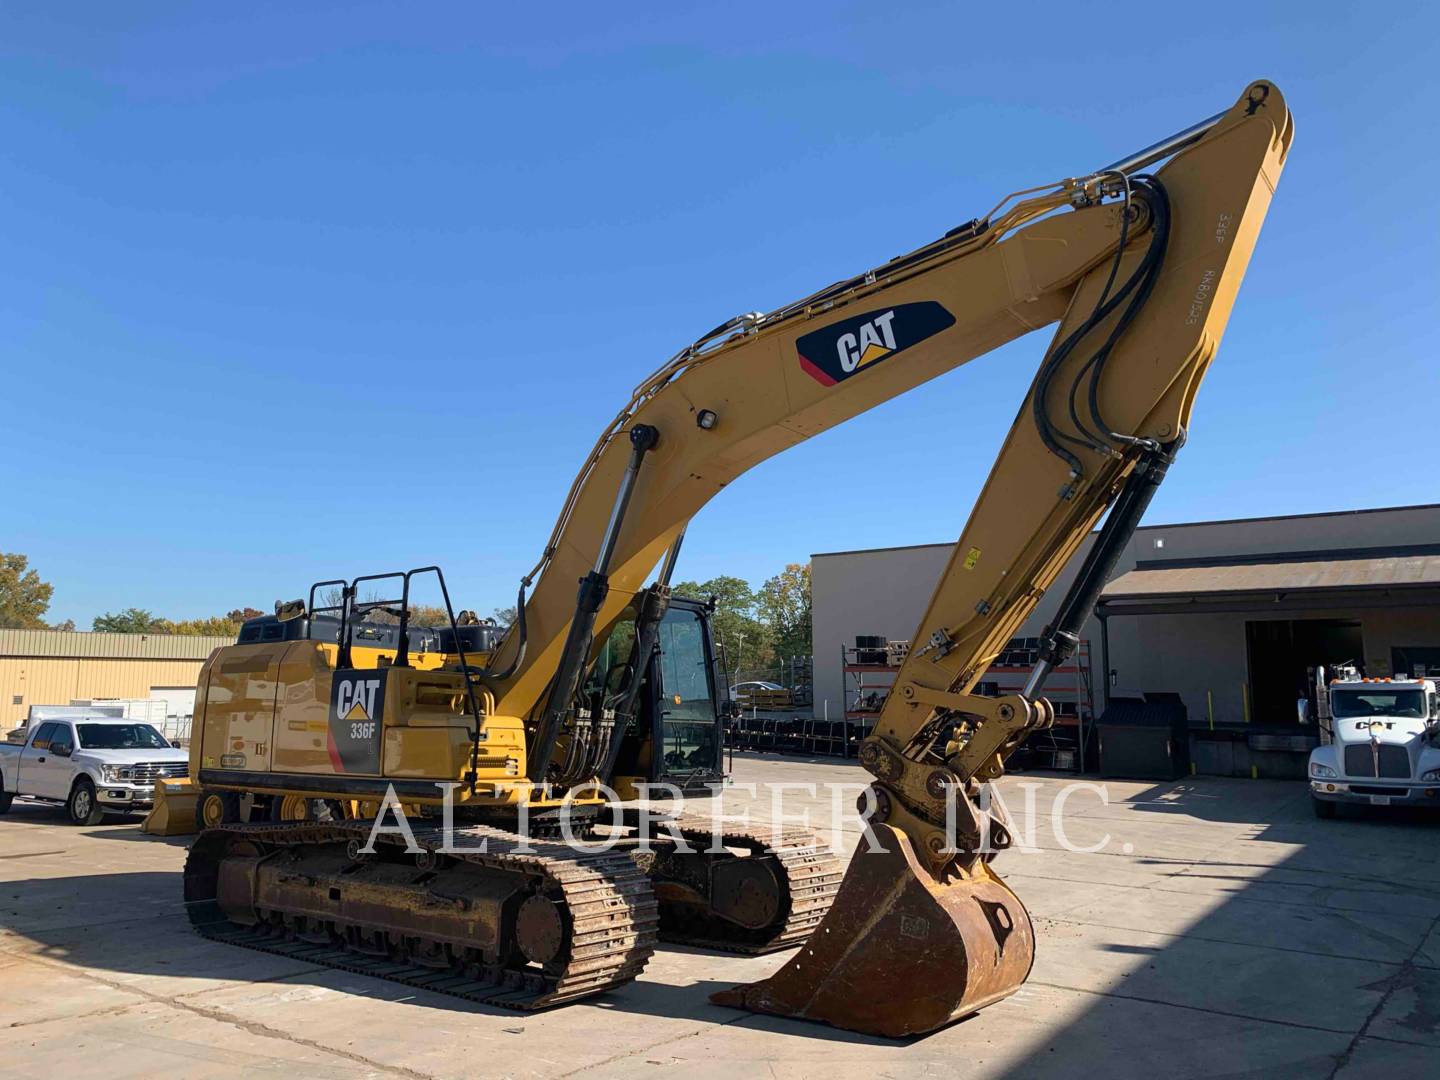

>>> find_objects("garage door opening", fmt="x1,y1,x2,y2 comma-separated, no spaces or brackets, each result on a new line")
1245,618,1363,726
1391,645,1440,679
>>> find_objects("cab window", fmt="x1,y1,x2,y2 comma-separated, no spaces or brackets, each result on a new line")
656,607,714,722
655,606,720,774
29,722,58,750
585,617,637,700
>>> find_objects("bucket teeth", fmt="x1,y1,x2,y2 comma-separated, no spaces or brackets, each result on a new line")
710,823,1035,1038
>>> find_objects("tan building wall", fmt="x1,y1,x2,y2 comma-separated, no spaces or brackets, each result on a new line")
0,630,231,730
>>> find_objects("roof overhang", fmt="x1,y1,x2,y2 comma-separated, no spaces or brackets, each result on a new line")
1097,545,1440,618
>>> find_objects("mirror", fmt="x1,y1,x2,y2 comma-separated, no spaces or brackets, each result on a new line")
275,598,307,623
51,743,72,757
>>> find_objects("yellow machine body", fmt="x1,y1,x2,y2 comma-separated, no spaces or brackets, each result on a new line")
190,638,544,814
184,81,1291,1036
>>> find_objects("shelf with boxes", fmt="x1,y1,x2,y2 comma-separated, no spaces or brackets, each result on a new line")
833,634,1094,770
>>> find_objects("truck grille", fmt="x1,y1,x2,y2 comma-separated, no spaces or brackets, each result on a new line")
1342,744,1410,779
116,762,189,783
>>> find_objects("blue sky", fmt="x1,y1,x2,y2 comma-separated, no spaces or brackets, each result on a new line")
3,3,1437,625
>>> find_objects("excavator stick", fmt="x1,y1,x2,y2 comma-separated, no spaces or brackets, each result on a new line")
713,81,1290,1038
711,824,1033,1038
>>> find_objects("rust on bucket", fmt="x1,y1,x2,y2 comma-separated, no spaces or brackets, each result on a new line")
710,823,1034,1038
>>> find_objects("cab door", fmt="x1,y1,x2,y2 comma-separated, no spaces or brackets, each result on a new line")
652,602,724,784
23,722,71,799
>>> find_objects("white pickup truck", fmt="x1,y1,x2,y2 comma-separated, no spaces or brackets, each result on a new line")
1308,675,1440,817
0,716,188,824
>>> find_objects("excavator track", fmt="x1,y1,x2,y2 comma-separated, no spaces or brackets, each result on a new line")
643,822,844,955
184,820,658,1010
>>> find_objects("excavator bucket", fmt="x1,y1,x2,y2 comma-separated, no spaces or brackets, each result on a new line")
142,778,199,836
710,823,1034,1038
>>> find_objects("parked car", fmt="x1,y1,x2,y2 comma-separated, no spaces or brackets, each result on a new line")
730,680,785,697
0,716,188,825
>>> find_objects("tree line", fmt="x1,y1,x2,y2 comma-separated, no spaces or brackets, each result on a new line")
673,562,811,675
0,552,266,636
0,552,814,668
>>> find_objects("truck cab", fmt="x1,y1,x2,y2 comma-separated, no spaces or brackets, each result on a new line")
1308,675,1440,816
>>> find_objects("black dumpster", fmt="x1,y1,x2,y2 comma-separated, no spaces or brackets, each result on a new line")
1097,694,1190,781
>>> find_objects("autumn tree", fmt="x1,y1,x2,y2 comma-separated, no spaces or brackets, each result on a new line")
159,616,246,636
0,553,54,630
93,607,266,636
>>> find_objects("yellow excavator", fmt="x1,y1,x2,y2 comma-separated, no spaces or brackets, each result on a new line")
182,80,1291,1037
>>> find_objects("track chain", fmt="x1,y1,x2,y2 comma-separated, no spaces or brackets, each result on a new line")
658,820,845,954
184,820,658,1010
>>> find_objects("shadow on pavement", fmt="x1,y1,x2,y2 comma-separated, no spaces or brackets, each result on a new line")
996,776,1440,1077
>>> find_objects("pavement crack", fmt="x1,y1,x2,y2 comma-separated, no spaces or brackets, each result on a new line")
14,951,439,1080
7,999,143,1030
1324,905,1440,1079
556,1011,752,1076
1027,979,1349,1035
1041,913,1411,967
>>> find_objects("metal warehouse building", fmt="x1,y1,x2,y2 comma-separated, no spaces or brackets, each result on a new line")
813,503,1440,778
0,629,232,733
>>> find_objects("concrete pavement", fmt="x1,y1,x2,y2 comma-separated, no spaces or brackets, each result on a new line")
2,755,1438,1078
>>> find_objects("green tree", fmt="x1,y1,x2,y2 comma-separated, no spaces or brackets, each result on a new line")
93,608,165,633
673,574,772,675
0,553,54,629
758,562,811,663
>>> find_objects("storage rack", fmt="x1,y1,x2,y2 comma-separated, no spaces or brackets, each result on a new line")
727,636,1093,767
980,638,1095,771
835,637,908,758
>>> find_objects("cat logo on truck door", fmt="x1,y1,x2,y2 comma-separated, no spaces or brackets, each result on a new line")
328,670,387,774
795,301,955,386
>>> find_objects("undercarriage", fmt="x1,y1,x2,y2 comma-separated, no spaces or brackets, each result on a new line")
184,817,843,1008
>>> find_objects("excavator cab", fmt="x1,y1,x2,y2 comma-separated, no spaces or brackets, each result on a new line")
587,595,727,798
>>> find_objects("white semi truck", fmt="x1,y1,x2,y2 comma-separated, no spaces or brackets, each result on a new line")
1308,672,1440,817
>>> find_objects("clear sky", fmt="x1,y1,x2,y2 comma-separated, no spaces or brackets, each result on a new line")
4,3,1438,625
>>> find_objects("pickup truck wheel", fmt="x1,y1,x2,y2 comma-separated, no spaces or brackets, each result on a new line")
0,777,12,815
196,790,240,830
1312,796,1337,819
68,778,107,826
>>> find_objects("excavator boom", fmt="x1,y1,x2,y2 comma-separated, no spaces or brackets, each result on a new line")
489,80,1290,1035
183,80,1291,1037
